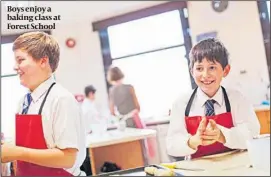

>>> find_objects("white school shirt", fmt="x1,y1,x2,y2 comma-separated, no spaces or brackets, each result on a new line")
17,76,86,176
166,86,260,157
81,99,99,133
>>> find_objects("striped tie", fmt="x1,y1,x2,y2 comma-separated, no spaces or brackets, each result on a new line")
22,93,32,114
205,99,216,116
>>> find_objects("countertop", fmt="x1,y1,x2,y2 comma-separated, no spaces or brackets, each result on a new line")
86,128,156,148
173,150,270,176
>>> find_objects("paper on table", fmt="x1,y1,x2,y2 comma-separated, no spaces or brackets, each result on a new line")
175,150,249,171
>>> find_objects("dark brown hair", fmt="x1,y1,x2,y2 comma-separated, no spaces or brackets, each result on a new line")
84,85,96,97
189,38,229,69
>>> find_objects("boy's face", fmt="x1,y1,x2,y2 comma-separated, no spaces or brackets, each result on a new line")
13,49,48,91
87,92,95,101
191,58,230,97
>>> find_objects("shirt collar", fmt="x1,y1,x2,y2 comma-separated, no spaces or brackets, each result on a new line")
197,86,223,107
30,76,55,103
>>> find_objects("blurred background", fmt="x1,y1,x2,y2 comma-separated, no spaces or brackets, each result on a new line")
1,0,270,164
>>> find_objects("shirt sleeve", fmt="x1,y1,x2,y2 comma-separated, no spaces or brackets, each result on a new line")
52,95,85,150
218,92,260,149
166,96,197,157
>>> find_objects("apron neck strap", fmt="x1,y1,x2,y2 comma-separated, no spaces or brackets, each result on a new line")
38,83,56,115
185,87,198,117
184,86,231,117
221,86,231,112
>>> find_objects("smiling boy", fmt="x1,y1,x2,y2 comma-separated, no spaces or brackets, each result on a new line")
1,31,86,176
166,38,260,158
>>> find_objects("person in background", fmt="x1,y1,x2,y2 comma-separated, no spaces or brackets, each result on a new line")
107,66,140,127
166,38,260,159
81,85,98,134
107,66,155,158
1,31,86,176
80,85,98,176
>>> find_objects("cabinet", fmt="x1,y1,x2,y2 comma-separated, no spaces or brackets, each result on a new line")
255,109,270,134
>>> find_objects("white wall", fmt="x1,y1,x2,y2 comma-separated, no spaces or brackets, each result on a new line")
1,1,269,107
188,1,270,104
52,21,108,107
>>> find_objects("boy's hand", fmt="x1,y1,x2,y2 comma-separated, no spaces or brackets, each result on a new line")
201,119,226,144
1,143,21,163
188,117,207,149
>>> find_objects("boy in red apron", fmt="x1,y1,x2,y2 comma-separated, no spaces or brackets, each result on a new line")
166,38,260,159
1,32,86,176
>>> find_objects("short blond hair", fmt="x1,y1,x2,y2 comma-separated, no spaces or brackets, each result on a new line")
13,31,60,72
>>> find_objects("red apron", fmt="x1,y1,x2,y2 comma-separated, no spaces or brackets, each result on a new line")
184,86,234,159
15,83,73,176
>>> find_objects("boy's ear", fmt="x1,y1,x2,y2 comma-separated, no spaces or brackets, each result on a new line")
223,65,231,77
40,56,49,67
189,67,193,76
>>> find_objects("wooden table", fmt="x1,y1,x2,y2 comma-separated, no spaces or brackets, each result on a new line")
86,128,156,175
173,150,270,176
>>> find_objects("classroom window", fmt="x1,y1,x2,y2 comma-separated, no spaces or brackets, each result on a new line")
2,43,17,76
112,47,191,118
108,10,185,59
109,10,192,118
95,3,193,119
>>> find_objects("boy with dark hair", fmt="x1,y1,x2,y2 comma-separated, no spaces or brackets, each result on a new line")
82,84,98,134
167,38,260,159
84,85,96,98
80,85,98,176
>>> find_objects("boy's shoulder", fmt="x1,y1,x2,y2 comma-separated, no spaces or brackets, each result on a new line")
222,86,245,98
222,86,250,104
50,83,77,102
173,89,195,108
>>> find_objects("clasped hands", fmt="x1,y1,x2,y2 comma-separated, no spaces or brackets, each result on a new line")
188,117,226,150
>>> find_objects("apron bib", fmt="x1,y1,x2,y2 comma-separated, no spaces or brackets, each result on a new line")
16,83,73,176
184,86,234,159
